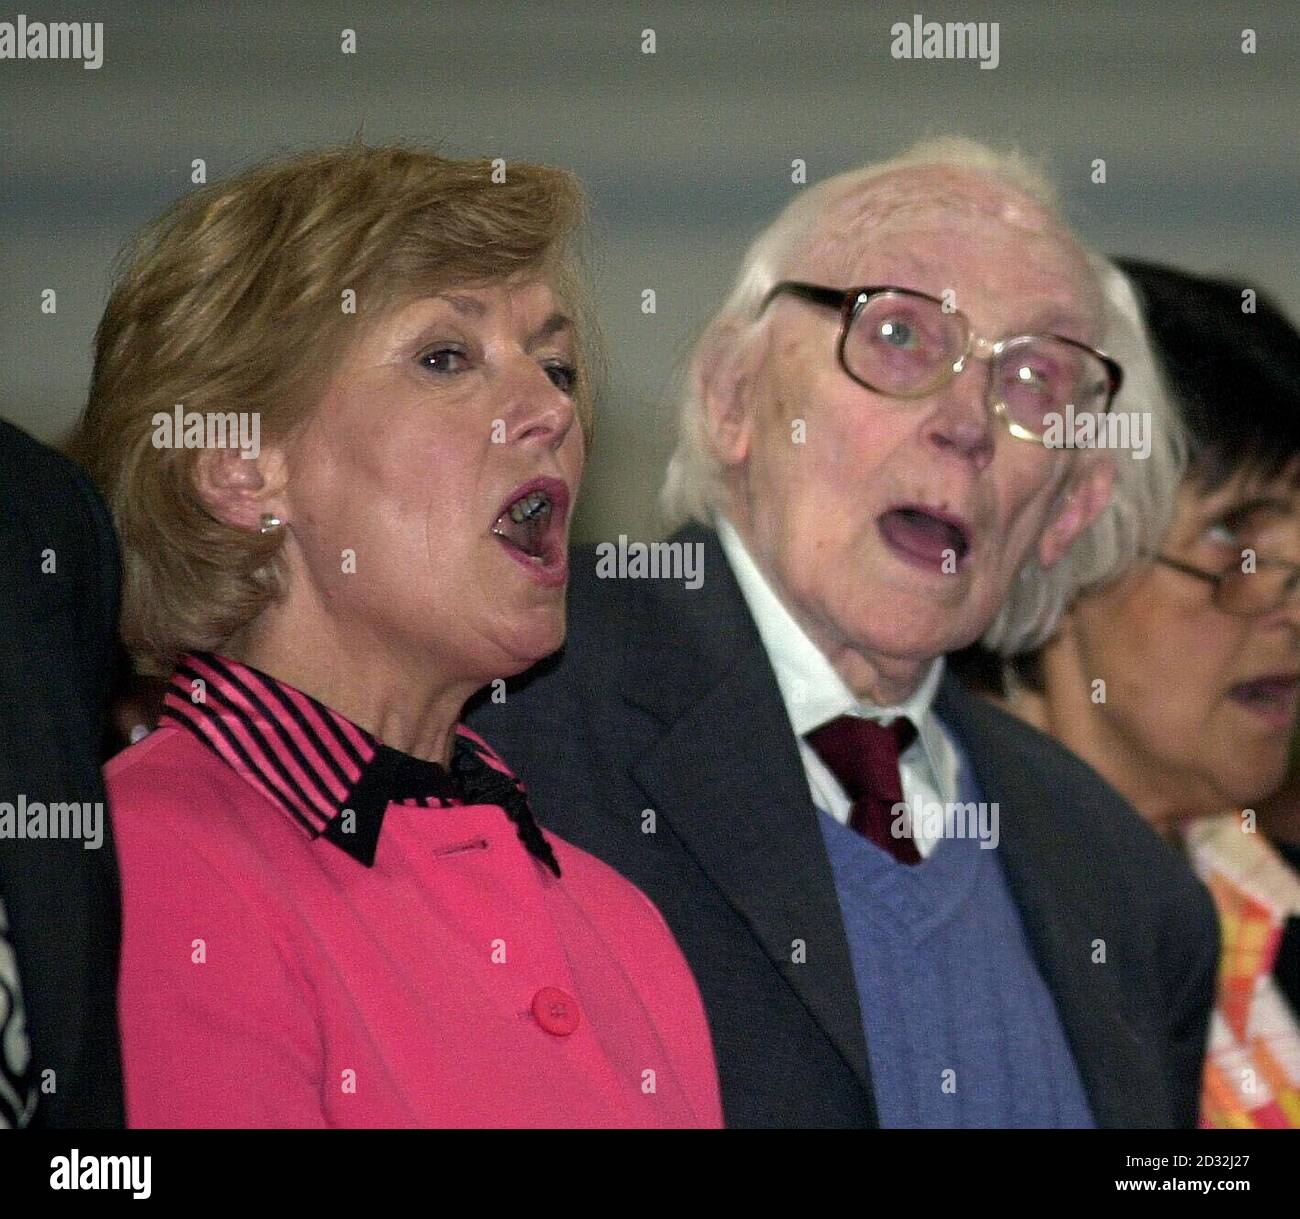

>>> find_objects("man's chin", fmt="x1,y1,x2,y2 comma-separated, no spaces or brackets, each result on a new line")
860,583,986,648
845,616,968,669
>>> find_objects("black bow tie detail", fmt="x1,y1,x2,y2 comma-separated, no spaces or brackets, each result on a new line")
323,735,561,876
452,737,562,878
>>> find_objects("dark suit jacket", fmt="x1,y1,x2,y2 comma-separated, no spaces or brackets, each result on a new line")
0,418,125,1127
468,522,1219,1128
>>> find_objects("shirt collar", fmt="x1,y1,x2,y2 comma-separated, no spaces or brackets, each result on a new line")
715,513,948,762
158,652,559,873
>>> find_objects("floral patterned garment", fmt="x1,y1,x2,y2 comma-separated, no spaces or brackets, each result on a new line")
1186,813,1300,1127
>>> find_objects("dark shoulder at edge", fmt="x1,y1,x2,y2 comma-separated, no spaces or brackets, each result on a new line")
952,681,1198,882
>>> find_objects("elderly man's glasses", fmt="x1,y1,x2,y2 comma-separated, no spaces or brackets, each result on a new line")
1155,553,1300,617
760,281,1123,445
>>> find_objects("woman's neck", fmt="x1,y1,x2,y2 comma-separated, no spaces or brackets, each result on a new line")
1004,650,1206,839
225,612,478,769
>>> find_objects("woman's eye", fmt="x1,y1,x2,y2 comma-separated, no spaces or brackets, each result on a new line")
1203,521,1240,548
418,347,470,374
543,361,578,394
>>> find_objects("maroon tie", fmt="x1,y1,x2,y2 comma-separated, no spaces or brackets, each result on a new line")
806,715,921,865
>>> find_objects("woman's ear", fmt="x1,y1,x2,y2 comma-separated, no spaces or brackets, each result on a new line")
192,443,289,533
698,320,756,469
1038,457,1117,569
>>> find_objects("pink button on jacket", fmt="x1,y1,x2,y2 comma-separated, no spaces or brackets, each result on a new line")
108,657,722,1128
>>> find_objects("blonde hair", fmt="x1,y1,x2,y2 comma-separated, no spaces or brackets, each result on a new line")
661,135,1184,653
67,144,597,674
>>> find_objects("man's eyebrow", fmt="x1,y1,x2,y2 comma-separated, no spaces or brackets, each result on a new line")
1020,308,1093,339
527,312,574,347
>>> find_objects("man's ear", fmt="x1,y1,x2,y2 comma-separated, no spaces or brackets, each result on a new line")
1037,457,1117,569
697,320,757,469
192,444,289,533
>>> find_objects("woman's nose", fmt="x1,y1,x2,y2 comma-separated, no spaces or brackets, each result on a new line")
501,362,577,449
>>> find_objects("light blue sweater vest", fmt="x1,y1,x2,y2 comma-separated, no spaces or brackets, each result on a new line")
816,723,1094,1127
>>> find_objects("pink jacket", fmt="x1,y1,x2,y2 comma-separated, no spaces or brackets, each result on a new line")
108,655,722,1128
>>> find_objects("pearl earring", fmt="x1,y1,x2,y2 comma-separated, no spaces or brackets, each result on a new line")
259,513,282,534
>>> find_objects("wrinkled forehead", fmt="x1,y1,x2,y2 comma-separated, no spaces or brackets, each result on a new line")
808,170,1102,342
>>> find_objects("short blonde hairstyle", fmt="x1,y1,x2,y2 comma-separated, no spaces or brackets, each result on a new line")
661,136,1184,654
67,144,598,675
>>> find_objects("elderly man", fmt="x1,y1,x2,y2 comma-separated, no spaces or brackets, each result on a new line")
468,139,1217,1128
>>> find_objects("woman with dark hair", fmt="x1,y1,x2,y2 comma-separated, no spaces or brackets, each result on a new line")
954,259,1300,1127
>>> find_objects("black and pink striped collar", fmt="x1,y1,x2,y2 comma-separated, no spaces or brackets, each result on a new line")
158,652,560,873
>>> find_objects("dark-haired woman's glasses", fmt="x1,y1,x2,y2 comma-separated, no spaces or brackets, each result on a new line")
1155,553,1300,616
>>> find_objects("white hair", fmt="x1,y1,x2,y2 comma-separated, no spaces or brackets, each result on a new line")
660,136,1185,655
981,253,1185,653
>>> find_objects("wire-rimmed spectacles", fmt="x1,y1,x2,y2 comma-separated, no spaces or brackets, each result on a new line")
1154,552,1300,616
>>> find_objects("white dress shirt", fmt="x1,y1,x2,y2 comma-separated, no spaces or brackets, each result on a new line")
716,516,961,859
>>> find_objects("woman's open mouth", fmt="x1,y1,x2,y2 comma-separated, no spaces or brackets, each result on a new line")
1227,674,1300,730
491,477,570,588
877,505,972,574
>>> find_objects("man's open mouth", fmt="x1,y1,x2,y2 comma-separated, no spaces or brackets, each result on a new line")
877,505,972,573
491,477,570,576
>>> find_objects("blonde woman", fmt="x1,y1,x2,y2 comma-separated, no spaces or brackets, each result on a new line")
69,146,722,1128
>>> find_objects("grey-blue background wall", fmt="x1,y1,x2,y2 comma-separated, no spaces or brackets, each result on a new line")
2,1,1296,539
